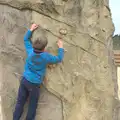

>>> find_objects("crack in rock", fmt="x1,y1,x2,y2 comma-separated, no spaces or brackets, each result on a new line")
0,0,73,27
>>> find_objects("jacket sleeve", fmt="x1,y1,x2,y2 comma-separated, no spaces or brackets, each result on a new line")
46,48,64,64
23,29,33,55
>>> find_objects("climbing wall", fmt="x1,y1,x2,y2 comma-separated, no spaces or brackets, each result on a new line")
0,0,117,120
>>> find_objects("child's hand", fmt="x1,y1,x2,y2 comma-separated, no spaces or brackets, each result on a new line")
30,24,39,31
57,39,63,48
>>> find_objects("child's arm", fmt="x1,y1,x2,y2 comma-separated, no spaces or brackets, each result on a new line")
24,24,38,55
46,39,64,64
24,30,33,55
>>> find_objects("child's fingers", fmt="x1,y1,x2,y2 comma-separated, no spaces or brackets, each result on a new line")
35,26,38,29
34,25,39,29
58,36,62,39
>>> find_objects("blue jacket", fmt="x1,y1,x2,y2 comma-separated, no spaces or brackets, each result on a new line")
23,30,64,84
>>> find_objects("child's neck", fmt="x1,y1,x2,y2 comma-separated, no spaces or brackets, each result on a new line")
34,49,45,54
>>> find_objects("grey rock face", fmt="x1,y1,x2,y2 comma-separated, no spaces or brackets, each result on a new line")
0,0,117,120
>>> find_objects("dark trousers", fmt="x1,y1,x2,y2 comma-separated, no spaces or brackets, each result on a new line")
13,77,40,120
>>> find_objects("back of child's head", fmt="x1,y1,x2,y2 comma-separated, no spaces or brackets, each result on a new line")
32,27,48,51
33,36,48,51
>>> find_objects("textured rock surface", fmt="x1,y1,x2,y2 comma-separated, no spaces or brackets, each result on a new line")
0,0,117,120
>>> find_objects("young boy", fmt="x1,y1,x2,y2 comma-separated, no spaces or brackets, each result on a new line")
13,24,64,120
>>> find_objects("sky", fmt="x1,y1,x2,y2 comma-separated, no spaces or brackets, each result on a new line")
109,0,120,35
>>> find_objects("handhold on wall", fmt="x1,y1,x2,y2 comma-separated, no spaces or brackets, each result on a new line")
59,28,67,35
